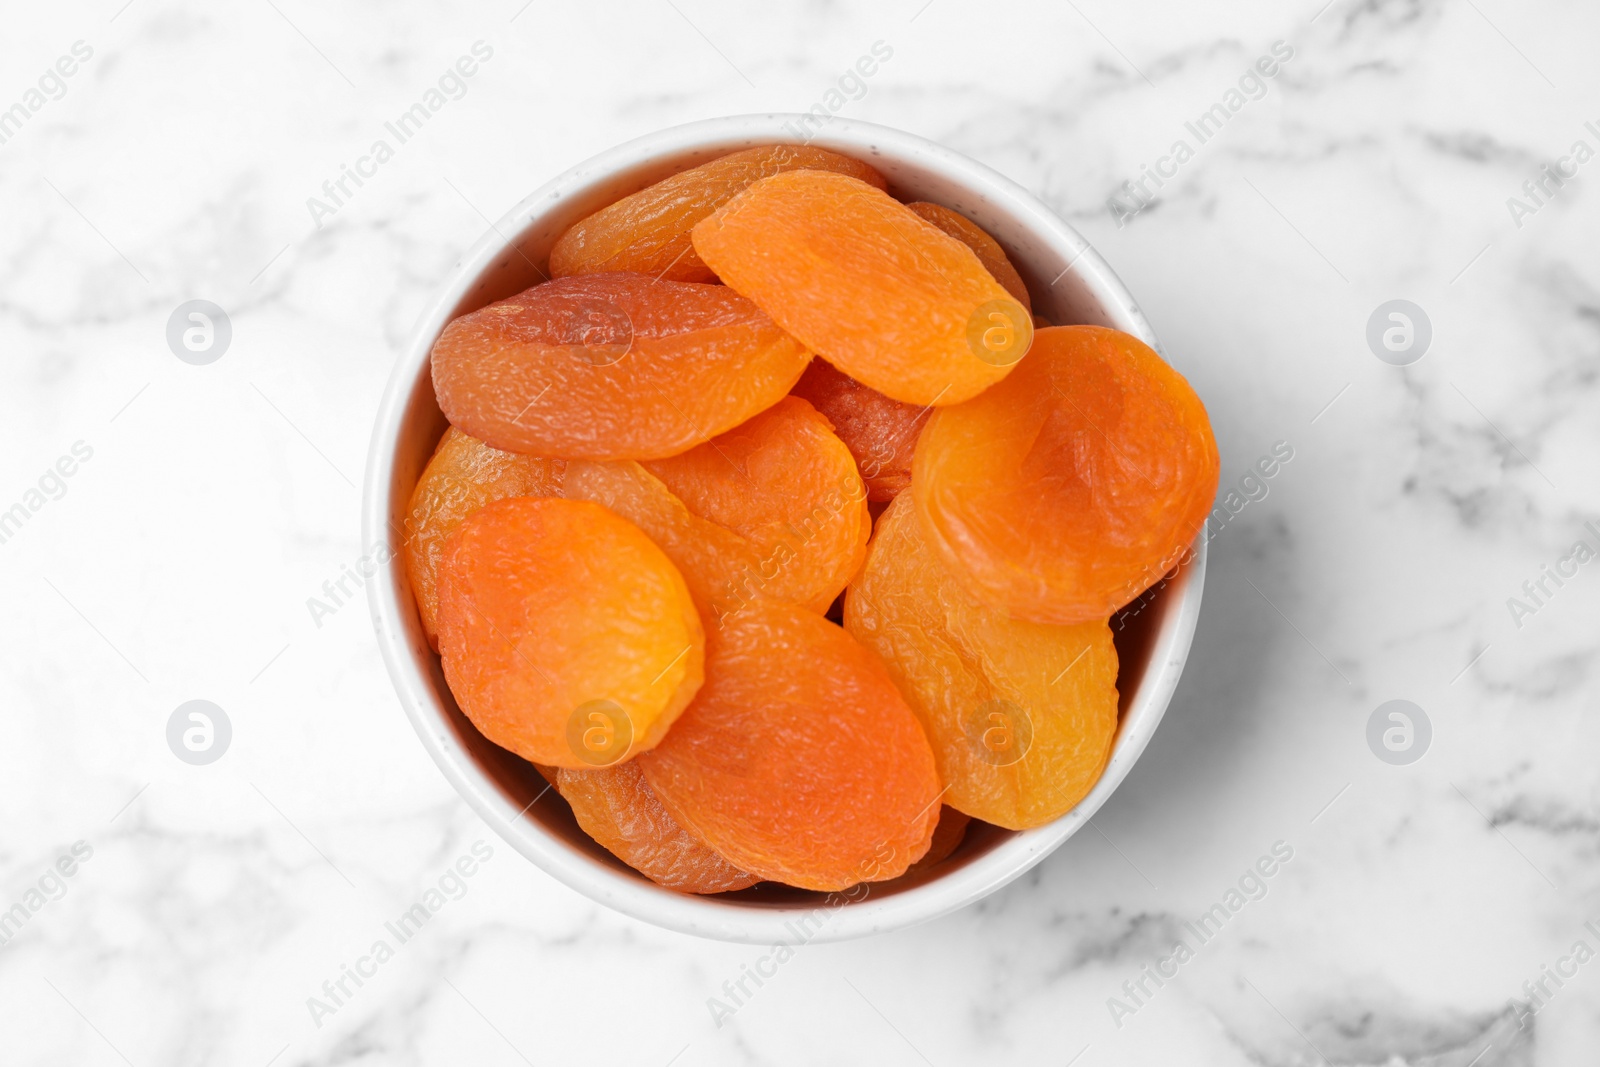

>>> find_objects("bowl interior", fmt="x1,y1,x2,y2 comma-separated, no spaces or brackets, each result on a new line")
368,116,1203,942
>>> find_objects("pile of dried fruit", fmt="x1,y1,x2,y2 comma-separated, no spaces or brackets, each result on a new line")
406,144,1219,895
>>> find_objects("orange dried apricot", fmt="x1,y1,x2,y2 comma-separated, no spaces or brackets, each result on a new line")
845,494,1119,830
403,426,564,650
556,762,759,894
560,458,764,623
431,273,811,461
550,145,888,283
913,325,1219,624
638,602,942,891
901,806,972,877
437,497,703,769
643,396,869,616
790,360,929,502
905,202,1031,311
692,169,1032,406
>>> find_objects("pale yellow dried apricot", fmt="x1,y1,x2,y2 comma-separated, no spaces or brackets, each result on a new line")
846,495,1119,830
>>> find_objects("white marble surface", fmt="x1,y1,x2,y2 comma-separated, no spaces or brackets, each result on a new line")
2,0,1597,1063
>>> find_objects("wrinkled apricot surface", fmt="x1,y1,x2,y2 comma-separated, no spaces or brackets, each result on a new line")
692,170,1032,406
914,325,1219,624
557,762,759,894
905,202,1031,311
404,427,564,650
638,602,941,890
431,273,811,461
437,497,704,768
416,144,1220,889
550,145,887,283
560,459,765,623
845,495,1119,830
901,806,972,878
643,396,869,617
790,360,929,502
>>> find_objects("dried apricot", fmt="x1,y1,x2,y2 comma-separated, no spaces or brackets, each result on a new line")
437,497,703,769
905,202,1031,311
913,325,1219,624
692,170,1032,406
790,360,928,502
560,458,764,623
845,495,1119,830
431,273,811,461
550,145,887,283
403,427,564,650
556,762,759,894
901,806,972,877
643,396,869,616
638,602,941,891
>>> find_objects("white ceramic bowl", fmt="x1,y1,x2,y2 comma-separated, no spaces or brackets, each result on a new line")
364,114,1206,943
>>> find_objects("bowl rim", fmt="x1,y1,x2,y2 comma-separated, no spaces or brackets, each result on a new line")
363,113,1207,944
